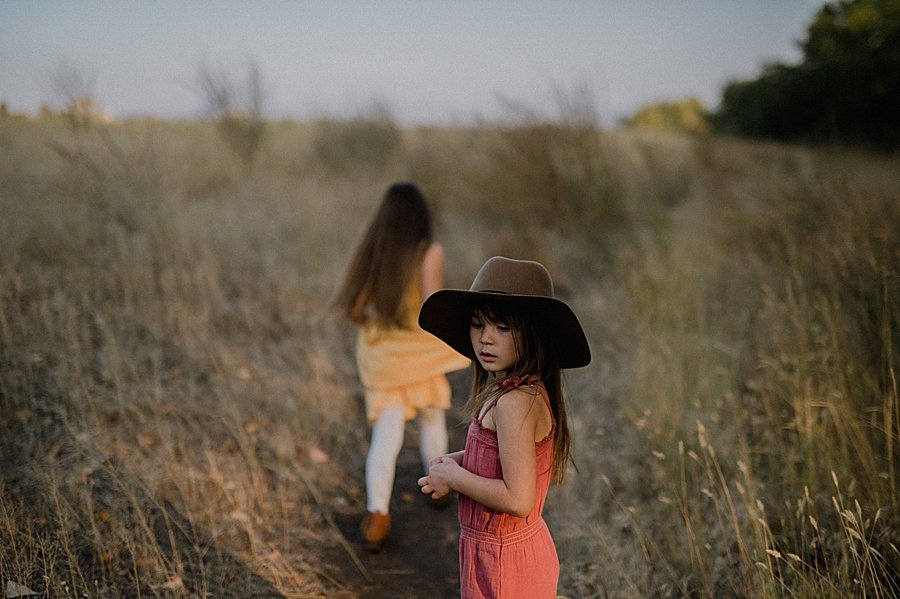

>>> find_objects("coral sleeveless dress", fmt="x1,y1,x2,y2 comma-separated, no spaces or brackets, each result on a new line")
458,376,559,598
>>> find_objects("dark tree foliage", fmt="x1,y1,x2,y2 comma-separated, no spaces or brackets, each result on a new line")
714,0,900,150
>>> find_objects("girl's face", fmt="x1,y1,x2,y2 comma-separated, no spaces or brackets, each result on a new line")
470,312,519,379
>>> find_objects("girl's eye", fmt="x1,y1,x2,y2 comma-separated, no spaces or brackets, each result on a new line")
470,321,483,330
497,324,511,332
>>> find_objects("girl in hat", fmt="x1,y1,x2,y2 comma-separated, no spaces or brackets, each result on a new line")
417,256,591,598
334,182,470,552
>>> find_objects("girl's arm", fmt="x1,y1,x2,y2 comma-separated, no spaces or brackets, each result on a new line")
348,287,369,323
420,242,445,298
422,389,541,517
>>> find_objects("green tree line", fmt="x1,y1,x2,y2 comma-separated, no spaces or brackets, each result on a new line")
713,0,900,150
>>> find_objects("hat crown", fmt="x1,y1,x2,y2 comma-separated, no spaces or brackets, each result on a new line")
469,257,554,298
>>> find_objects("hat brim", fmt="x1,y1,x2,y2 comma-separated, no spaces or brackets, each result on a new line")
418,289,591,369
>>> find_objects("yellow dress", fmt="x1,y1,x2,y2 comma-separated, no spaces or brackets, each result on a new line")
356,281,470,423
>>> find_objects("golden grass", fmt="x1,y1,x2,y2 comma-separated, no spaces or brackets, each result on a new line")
1,115,898,597
565,136,900,597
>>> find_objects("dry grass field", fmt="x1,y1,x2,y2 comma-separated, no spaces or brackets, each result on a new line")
1,113,898,597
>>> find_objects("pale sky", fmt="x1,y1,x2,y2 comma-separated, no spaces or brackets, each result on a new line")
0,1,823,126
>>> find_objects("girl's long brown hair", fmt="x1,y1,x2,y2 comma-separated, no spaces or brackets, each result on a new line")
333,182,433,329
466,304,572,485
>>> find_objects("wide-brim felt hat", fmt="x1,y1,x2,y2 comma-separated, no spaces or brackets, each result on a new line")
418,256,591,369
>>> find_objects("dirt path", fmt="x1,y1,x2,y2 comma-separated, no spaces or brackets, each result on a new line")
323,374,470,598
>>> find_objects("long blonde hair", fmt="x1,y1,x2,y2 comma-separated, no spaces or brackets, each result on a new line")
334,182,433,329
466,304,572,485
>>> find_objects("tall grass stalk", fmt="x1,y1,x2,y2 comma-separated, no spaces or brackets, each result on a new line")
596,138,900,597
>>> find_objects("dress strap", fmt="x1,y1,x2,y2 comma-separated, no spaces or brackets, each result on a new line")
536,386,554,428
506,375,557,433
500,374,534,391
476,375,542,425
475,396,500,425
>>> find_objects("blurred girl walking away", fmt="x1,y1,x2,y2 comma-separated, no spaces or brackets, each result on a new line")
334,182,470,552
417,256,591,598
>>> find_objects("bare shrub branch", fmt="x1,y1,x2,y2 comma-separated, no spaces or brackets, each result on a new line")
195,58,267,173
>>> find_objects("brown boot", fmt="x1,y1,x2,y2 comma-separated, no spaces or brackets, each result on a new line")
361,511,391,552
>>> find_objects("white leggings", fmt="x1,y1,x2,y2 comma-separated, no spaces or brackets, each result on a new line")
366,405,447,514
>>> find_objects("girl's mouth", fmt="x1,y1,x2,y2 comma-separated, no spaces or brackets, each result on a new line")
479,352,497,362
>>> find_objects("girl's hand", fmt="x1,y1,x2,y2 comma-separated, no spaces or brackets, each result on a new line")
418,456,460,500
417,475,448,500
429,450,464,469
